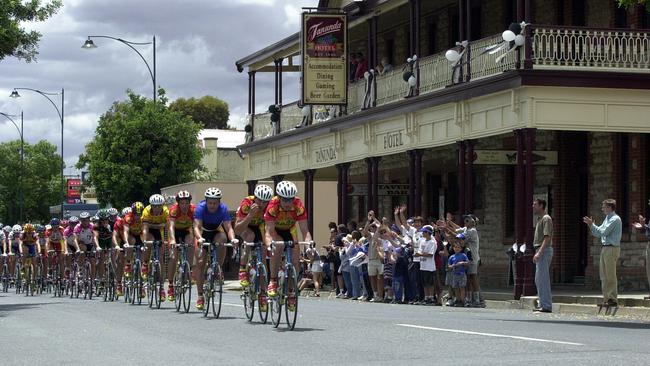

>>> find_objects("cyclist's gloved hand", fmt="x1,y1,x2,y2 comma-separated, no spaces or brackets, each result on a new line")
231,238,240,245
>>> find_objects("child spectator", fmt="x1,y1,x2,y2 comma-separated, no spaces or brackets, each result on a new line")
448,236,470,307
415,225,437,305
392,246,409,303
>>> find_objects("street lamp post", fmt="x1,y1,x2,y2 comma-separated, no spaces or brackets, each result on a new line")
82,35,156,103
0,111,24,223
10,88,64,219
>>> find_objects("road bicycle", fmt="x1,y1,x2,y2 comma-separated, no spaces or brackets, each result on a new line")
172,241,192,313
1,253,11,293
47,250,65,297
124,243,145,305
269,240,311,330
98,247,117,302
200,240,232,318
240,241,269,323
68,252,81,299
144,240,165,309
79,250,96,300
34,253,45,295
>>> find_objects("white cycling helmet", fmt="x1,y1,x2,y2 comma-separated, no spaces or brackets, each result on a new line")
276,181,297,199
149,194,165,206
12,224,22,233
79,212,90,219
121,207,132,217
107,208,119,217
3,226,11,232
254,184,274,201
176,190,192,201
204,187,222,199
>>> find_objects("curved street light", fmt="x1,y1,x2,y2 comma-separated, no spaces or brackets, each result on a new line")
10,87,65,219
82,35,157,103
0,111,24,223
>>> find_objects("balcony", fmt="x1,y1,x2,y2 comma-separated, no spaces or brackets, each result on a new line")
251,25,650,141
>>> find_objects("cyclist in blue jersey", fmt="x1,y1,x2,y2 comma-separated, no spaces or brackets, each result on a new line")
192,187,239,310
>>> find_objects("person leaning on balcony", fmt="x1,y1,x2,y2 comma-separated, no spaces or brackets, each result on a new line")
349,52,358,82
380,57,393,74
631,198,650,300
354,52,368,81
583,198,622,307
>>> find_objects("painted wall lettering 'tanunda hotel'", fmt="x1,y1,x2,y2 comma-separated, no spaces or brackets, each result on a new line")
235,0,650,294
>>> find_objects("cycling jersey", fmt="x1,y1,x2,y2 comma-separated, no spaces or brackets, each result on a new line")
9,232,20,251
113,217,124,233
93,222,113,249
194,200,231,231
124,213,143,235
74,223,94,245
236,196,265,227
169,203,196,230
142,205,169,225
264,196,307,231
45,227,65,252
20,232,38,245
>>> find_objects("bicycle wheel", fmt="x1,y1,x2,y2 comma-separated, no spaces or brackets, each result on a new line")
148,261,155,308
26,265,33,296
2,264,9,293
242,264,255,321
173,267,182,312
182,261,191,313
154,262,162,309
284,265,299,330
257,262,269,324
212,263,223,318
108,265,116,301
202,267,212,317
15,262,21,294
103,262,110,302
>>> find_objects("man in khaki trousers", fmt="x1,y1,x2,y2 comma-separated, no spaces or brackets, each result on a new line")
583,199,622,307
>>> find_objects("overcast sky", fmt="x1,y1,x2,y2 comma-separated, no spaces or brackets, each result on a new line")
0,0,314,175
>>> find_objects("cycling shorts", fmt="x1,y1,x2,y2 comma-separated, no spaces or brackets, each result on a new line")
274,228,294,243
150,229,163,242
174,229,192,244
50,240,64,252
25,244,37,257
249,224,263,243
98,237,112,250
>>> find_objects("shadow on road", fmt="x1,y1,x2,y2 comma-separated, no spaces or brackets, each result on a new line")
274,327,325,332
0,302,61,317
494,318,650,330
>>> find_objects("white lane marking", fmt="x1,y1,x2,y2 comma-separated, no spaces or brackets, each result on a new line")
223,302,245,308
396,324,584,346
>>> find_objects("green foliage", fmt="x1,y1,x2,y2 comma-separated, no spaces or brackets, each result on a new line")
617,0,650,9
0,0,63,62
77,89,204,208
0,140,63,224
169,95,230,129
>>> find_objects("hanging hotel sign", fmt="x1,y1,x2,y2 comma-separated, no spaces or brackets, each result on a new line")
301,12,347,105
472,150,558,165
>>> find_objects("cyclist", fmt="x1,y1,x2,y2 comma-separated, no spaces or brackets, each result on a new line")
113,207,130,297
141,194,169,301
0,223,5,255
8,225,22,280
64,217,81,279
93,209,114,290
45,218,66,285
264,180,313,306
167,190,195,302
19,223,41,284
36,225,48,277
74,212,96,281
107,208,119,225
123,202,145,298
234,184,274,288
193,187,238,310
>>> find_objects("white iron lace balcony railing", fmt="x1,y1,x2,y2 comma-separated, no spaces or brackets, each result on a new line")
469,33,520,81
347,79,365,114
280,101,303,132
375,66,411,106
252,112,272,138
418,52,452,95
530,25,650,71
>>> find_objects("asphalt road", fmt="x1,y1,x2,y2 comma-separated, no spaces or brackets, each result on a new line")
1,288,649,366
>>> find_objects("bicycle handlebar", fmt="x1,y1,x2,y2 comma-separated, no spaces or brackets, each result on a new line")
200,241,235,248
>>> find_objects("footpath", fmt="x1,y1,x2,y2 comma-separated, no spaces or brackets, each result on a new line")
223,281,650,319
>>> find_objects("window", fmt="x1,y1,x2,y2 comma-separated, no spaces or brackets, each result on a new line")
614,2,628,28
470,2,482,40
449,6,459,47
571,0,585,26
426,20,437,56
505,166,515,238
504,0,516,26
619,134,629,231
384,38,395,66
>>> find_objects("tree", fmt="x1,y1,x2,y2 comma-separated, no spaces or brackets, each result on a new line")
76,89,204,209
169,95,230,129
617,0,650,9
0,0,63,62
0,140,63,224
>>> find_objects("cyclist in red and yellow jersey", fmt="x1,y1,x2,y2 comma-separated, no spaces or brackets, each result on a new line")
264,181,312,300
19,223,41,284
113,207,130,297
123,202,145,287
235,184,274,288
141,194,169,300
45,218,66,284
167,190,195,301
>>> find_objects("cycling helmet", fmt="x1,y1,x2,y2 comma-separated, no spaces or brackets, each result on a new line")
45,224,52,231
12,224,22,233
149,194,165,206
107,208,119,217
23,223,35,233
69,216,79,224
90,215,99,223
97,209,109,220
176,190,192,202
275,181,297,199
131,202,145,215
204,187,222,199
3,226,11,232
121,207,132,217
35,224,45,233
254,184,274,201
50,218,60,226
0,223,3,229
79,212,90,219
